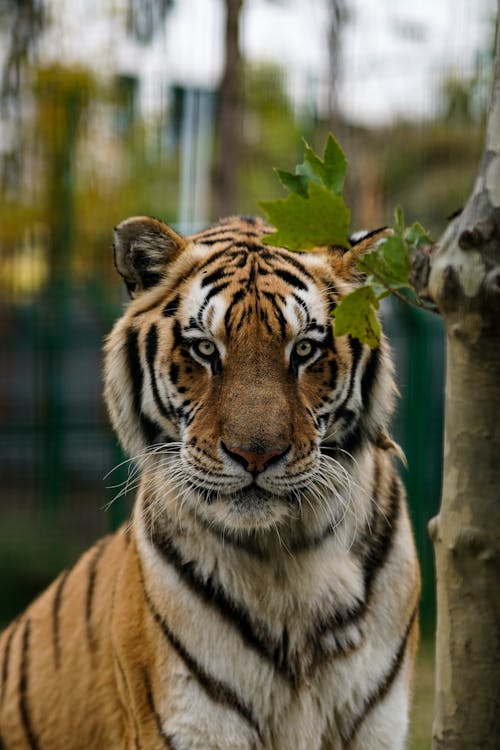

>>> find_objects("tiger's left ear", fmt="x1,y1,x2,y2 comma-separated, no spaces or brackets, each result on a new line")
328,227,391,280
113,216,186,298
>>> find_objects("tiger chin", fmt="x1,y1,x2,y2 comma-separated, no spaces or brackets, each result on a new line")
0,215,420,749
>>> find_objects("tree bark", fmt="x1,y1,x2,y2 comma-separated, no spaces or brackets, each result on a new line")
212,0,243,218
417,6,500,747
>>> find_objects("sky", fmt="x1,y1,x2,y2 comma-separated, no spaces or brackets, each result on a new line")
37,0,497,126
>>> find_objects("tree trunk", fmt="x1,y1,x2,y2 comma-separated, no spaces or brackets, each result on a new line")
212,0,243,218
417,5,500,747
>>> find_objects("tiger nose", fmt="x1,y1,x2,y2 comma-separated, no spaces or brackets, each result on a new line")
221,443,289,474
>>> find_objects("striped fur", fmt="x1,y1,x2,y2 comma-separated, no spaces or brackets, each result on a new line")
0,216,420,749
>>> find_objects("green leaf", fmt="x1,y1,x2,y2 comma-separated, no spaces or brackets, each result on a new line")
275,169,309,198
296,160,322,186
405,221,432,251
332,286,381,348
259,182,351,251
298,134,346,194
321,133,347,194
302,141,326,182
357,234,410,288
394,205,405,235
381,234,411,281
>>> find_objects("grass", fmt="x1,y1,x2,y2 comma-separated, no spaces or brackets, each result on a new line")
409,637,435,749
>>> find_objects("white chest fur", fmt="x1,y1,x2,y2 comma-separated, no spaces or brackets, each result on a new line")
134,476,417,750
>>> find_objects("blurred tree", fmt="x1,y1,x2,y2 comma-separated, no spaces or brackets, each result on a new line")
126,0,174,43
212,0,244,218
236,63,302,213
33,65,94,511
0,0,44,194
327,0,348,129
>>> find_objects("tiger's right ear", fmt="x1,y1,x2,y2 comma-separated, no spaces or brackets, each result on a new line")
113,216,186,298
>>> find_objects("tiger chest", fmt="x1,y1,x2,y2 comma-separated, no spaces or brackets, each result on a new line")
121,531,373,750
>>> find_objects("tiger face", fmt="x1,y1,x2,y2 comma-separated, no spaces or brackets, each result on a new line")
105,216,394,534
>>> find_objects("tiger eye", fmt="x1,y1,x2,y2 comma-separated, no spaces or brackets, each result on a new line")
295,340,314,358
197,339,216,357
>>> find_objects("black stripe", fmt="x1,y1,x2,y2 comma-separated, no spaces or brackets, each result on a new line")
194,225,259,240
326,337,367,455
262,291,287,340
273,268,308,291
142,581,262,740
201,280,231,308
237,214,257,226
131,298,164,318
162,295,180,317
202,512,339,560
343,605,418,747
337,422,365,456
272,249,316,282
327,356,338,390
191,245,233,271
149,531,290,680
224,289,247,336
200,267,232,288
143,668,176,749
52,567,71,669
193,236,234,246
85,538,109,651
169,362,179,385
349,226,387,247
230,240,262,252
141,272,161,289
126,326,145,412
360,345,380,410
0,727,6,749
291,292,312,327
18,619,38,750
334,336,363,422
363,473,401,602
1,617,19,705
146,323,173,420
304,457,399,655
126,327,162,445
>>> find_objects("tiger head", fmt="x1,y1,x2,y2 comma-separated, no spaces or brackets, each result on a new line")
104,216,396,535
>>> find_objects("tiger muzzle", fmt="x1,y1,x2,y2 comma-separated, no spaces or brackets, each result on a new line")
221,443,290,475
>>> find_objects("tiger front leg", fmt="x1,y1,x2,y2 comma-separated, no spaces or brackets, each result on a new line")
337,665,412,750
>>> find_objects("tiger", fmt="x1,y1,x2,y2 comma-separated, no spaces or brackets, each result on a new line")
0,214,420,749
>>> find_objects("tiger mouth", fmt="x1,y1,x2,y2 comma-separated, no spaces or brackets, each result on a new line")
199,484,287,506
232,486,282,508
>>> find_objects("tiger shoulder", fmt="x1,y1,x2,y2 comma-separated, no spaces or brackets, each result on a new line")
0,214,420,750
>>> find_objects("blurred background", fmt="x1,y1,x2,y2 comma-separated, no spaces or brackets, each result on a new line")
0,0,495,706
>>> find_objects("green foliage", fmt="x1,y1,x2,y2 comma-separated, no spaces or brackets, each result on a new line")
333,209,432,345
260,134,350,250
260,183,350,251
260,134,433,347
333,286,381,349
357,213,431,296
275,134,347,197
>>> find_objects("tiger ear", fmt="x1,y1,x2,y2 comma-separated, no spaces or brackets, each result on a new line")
113,216,186,298
330,227,391,280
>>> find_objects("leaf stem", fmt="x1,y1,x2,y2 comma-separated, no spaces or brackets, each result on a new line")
385,286,440,315
360,258,440,315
